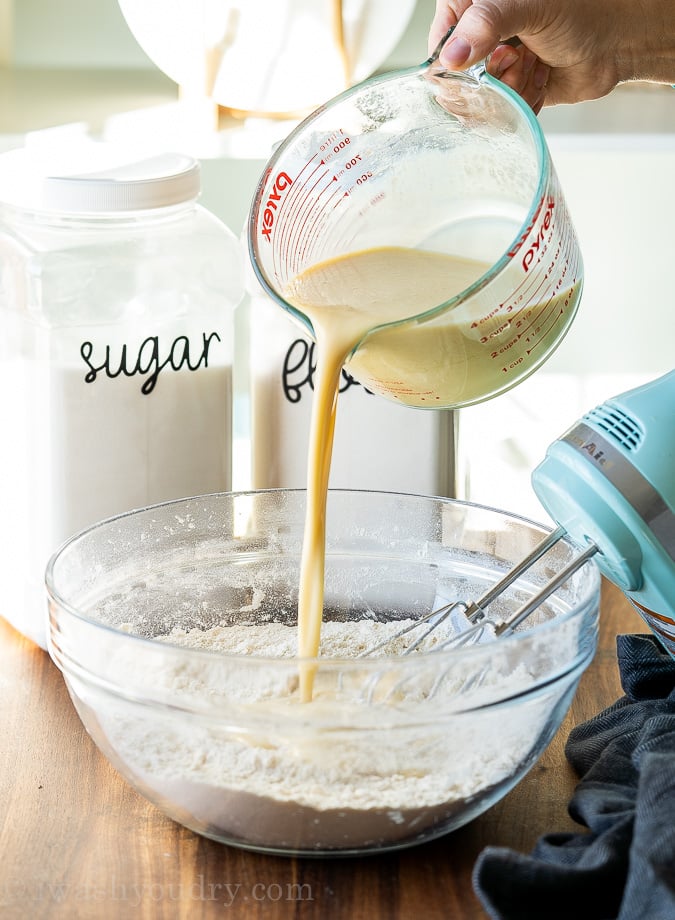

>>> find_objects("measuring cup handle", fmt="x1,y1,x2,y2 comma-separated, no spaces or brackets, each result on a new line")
428,27,456,66
427,26,487,80
428,24,522,79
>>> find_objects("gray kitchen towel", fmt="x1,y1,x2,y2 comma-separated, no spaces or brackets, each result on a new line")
472,633,675,920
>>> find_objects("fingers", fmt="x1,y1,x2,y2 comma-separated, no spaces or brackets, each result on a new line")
428,1,553,114
489,43,521,77
487,43,551,112
529,61,551,113
428,1,471,55
437,3,509,68
428,3,454,54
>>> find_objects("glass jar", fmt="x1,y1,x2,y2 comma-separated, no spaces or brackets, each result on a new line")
0,144,243,647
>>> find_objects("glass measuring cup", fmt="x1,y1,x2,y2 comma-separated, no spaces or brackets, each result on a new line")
248,33,583,409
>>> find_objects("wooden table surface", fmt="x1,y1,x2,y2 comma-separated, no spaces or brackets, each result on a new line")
0,581,644,920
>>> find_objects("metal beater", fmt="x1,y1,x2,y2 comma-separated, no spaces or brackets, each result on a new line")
364,370,675,657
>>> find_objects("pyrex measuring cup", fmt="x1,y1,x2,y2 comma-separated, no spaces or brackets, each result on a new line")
248,34,583,409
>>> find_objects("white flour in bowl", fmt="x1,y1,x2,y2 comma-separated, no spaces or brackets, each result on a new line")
82,617,572,852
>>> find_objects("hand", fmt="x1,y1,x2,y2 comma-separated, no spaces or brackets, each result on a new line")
429,0,675,112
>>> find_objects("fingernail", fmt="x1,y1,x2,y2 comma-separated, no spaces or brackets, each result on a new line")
439,36,472,68
534,62,550,90
491,48,520,78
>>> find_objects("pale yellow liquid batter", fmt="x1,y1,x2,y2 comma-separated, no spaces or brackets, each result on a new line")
284,246,489,701
285,245,579,700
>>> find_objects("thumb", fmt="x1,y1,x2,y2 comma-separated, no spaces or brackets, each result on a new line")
438,2,526,69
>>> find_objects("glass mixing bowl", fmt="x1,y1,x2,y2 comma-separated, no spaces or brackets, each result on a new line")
46,490,600,856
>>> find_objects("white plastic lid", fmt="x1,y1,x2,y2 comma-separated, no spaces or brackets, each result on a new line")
0,143,201,213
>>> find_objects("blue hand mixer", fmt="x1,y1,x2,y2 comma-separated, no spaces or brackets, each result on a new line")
370,370,675,656
527,368,675,647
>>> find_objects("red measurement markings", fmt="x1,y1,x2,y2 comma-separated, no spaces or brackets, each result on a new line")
299,183,348,269
522,232,578,353
282,158,356,275
301,148,377,262
506,272,568,356
474,221,558,333
479,253,552,337
511,267,553,322
297,141,365,262
259,153,320,279
521,197,555,272
266,134,375,278
480,209,580,368
281,166,332,278
506,194,547,261
287,170,348,277
318,128,349,155
522,289,567,357
524,229,580,359
272,156,327,279
258,155,316,239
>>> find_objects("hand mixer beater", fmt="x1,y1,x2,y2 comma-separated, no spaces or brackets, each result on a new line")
366,370,675,657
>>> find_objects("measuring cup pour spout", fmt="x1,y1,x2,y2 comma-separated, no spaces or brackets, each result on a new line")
248,23,583,411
